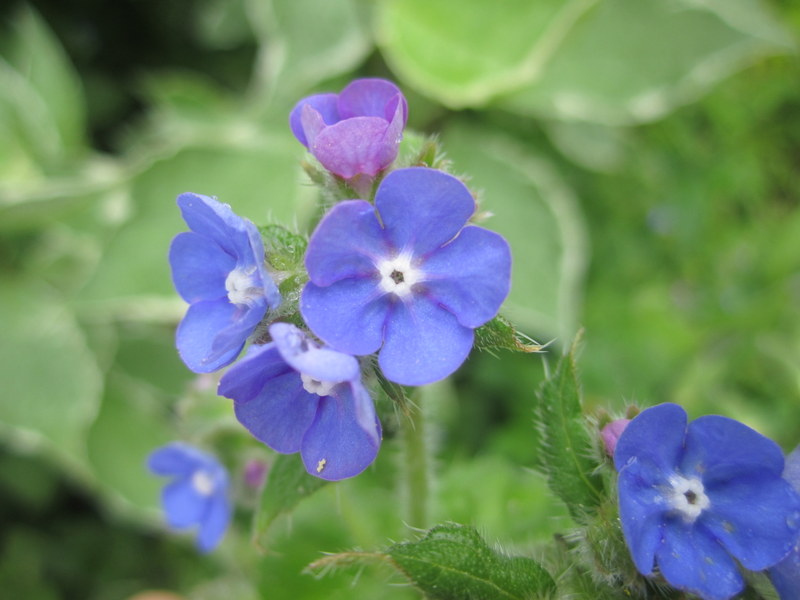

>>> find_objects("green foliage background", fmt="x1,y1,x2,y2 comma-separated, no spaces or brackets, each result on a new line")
0,0,798,598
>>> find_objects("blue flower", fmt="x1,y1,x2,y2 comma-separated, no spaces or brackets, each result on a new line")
147,442,231,553
300,167,511,386
169,192,281,373
770,445,800,599
289,78,407,179
218,322,381,481
615,403,800,600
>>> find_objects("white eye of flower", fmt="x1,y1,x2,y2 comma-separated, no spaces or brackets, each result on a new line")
225,268,263,307
377,253,422,298
301,373,337,397
666,475,710,523
191,470,216,496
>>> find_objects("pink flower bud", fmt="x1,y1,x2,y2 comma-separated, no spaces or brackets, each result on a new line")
601,418,631,457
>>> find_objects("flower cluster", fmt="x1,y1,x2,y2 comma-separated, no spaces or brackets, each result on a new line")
614,403,800,600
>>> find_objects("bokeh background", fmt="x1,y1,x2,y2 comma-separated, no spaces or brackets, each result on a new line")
1,0,798,598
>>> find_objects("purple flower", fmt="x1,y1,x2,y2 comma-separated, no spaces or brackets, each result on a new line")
300,167,511,386
218,322,381,481
169,193,281,373
770,445,800,599
147,442,231,552
615,403,800,600
289,78,408,179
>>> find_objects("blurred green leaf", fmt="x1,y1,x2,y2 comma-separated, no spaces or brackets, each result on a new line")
500,0,795,124
534,335,604,522
253,453,328,548
376,0,594,108
442,121,587,342
0,277,102,461
250,0,372,100
86,371,173,513
1,5,86,161
387,523,556,600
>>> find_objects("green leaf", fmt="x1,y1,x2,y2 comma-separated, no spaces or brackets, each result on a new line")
0,277,102,462
387,523,556,600
253,453,328,547
376,0,594,108
442,121,588,342
500,0,795,124
250,0,372,100
534,334,604,522
475,315,552,355
2,5,87,159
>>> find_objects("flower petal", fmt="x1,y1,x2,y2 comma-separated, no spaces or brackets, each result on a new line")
703,475,800,570
162,477,206,529
422,226,511,328
169,232,234,303
300,383,381,481
270,322,360,383
379,294,474,386
770,541,800,600
338,78,407,123
311,116,400,178
614,403,687,473
300,279,389,356
289,93,339,147
196,492,230,553
177,193,240,256
176,299,245,373
375,168,475,258
617,459,669,575
656,519,743,600
681,414,785,483
209,299,266,359
233,371,319,454
305,200,388,286
218,343,290,404
148,442,206,477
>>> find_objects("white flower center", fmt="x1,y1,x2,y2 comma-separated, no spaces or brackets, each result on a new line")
225,268,262,307
377,254,422,298
301,373,337,397
191,470,216,497
667,475,710,523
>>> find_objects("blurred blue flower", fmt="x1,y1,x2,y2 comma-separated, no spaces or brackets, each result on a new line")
289,78,407,179
300,167,511,386
169,192,281,373
147,442,231,553
770,445,800,599
218,322,381,481
615,403,800,600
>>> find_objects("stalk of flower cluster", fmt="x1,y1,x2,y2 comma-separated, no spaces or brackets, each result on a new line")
401,391,429,528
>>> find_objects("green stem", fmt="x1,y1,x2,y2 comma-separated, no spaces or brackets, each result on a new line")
402,392,429,528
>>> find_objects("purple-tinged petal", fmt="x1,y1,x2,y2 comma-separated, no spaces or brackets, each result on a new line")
601,419,630,458
270,322,360,383
771,541,800,600
169,232,235,303
177,193,240,257
311,116,400,178
681,415,785,484
245,224,281,310
234,371,319,454
209,299,266,358
379,294,474,386
422,226,511,328
614,403,687,474
176,299,244,373
301,279,390,356
197,493,230,553
338,78,407,122
617,459,668,575
148,442,206,477
702,475,800,570
162,478,206,529
289,93,339,147
656,520,743,600
300,384,381,481
375,168,475,258
218,343,290,404
305,200,388,286
300,104,329,149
